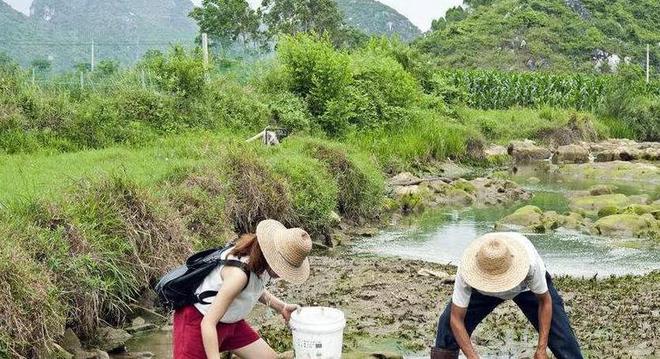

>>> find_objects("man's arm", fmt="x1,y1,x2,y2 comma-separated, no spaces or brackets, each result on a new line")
535,291,552,359
450,304,480,359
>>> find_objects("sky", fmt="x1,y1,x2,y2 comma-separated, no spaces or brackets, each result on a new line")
3,0,462,31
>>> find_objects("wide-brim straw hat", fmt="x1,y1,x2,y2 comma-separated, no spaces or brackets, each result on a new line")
256,219,312,285
459,232,530,293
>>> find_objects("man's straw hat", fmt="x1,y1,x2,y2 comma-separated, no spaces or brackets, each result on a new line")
256,219,312,284
460,233,530,293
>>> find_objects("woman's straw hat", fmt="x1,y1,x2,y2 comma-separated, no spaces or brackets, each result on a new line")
256,219,312,284
459,233,530,293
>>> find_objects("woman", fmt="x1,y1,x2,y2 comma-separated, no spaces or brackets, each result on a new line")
173,219,313,359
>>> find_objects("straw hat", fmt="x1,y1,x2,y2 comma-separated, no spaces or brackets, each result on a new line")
459,233,530,293
256,219,312,284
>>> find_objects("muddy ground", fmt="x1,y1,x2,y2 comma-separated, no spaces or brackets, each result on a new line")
251,253,659,358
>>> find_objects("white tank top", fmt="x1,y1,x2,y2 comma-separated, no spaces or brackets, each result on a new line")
193,246,271,323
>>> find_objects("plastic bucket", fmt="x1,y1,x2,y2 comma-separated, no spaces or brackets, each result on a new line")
289,306,346,359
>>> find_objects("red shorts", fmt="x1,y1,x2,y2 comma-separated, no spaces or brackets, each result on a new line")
172,305,261,358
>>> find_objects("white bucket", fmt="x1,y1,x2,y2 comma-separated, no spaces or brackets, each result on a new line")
289,306,346,359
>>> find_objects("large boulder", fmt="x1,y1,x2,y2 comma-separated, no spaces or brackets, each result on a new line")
96,327,131,353
496,205,543,231
569,194,631,217
507,140,552,163
594,214,659,239
560,161,659,185
553,144,590,164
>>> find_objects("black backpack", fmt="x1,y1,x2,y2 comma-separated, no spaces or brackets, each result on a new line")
155,244,250,310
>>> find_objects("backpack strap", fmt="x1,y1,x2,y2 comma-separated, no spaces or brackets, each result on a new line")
196,258,251,305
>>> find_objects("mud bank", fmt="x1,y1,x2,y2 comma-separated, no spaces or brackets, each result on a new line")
251,254,659,358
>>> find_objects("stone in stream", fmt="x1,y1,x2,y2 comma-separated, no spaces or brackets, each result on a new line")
61,327,82,354
495,205,544,231
569,193,631,217
507,139,552,163
588,184,617,196
594,214,659,239
96,327,131,352
553,144,590,164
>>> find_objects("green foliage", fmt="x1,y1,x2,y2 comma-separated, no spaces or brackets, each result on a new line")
269,152,339,234
262,0,344,44
189,0,262,50
277,34,352,119
417,0,660,72
139,46,206,98
334,0,421,42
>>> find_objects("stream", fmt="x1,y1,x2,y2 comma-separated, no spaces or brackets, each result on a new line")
117,164,660,358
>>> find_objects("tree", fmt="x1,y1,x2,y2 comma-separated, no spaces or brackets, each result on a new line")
31,58,51,73
260,0,344,43
96,59,120,77
189,0,262,52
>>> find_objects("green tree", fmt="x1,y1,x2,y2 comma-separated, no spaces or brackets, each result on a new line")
96,59,120,77
31,58,52,73
261,0,344,44
189,0,262,51
74,62,92,73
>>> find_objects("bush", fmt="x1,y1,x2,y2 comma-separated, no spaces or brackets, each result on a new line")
223,145,294,234
277,34,352,120
298,138,384,221
269,152,339,234
265,91,313,133
0,235,65,358
204,78,270,131
139,46,206,99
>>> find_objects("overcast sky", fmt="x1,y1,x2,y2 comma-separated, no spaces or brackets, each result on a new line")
3,0,462,31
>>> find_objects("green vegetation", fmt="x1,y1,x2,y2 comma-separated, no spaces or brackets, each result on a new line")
417,0,660,72
0,29,657,357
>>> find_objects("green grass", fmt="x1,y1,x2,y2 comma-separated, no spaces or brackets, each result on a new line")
0,132,233,207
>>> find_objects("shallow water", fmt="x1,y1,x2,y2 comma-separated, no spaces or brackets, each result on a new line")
354,165,660,277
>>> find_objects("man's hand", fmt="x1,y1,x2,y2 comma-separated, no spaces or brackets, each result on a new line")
279,303,300,323
534,348,549,359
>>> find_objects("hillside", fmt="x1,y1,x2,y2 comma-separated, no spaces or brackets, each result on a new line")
336,0,421,42
0,0,421,70
415,0,660,72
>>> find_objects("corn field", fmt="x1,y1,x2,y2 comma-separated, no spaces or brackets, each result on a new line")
438,70,659,110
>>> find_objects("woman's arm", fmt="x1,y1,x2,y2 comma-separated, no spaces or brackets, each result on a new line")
259,290,299,323
200,266,248,359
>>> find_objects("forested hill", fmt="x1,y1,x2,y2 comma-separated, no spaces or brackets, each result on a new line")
415,0,660,72
336,0,421,42
0,0,420,71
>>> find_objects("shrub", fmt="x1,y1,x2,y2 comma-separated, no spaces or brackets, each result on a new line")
0,234,65,358
223,145,294,234
298,138,384,221
269,152,339,234
265,91,313,133
139,46,206,99
204,78,270,131
277,34,352,119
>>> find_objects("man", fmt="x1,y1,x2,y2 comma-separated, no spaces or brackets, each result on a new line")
431,232,582,359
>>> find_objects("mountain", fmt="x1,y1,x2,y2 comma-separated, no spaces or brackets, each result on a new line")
0,0,421,71
415,0,660,72
336,0,421,42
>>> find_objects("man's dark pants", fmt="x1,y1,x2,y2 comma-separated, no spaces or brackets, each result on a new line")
434,274,583,359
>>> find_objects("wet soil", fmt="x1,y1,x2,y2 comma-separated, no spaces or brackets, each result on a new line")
252,254,660,358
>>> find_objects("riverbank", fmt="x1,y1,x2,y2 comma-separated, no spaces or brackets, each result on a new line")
259,254,659,358
121,254,659,358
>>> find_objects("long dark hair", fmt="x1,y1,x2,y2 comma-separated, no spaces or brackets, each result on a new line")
230,234,268,275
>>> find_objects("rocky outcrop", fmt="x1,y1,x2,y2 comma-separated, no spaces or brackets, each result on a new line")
594,214,659,239
553,144,589,164
389,174,531,214
589,139,660,162
569,194,632,217
508,140,552,163
96,327,131,352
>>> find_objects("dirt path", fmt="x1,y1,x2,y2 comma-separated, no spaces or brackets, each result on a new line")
253,253,659,358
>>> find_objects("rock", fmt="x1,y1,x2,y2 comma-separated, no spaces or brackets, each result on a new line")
125,323,158,334
61,328,82,353
389,172,423,186
594,214,659,238
96,327,131,353
553,144,589,164
393,185,421,198
442,188,475,206
569,194,631,217
329,211,341,226
484,144,508,158
507,140,552,163
52,344,74,359
560,212,584,230
589,184,617,196
75,350,109,359
597,206,619,218
541,211,562,231
425,179,450,193
560,161,659,185
95,350,110,359
417,268,454,283
496,205,543,231
131,317,146,327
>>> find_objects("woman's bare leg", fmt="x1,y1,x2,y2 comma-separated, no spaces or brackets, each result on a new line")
231,339,277,359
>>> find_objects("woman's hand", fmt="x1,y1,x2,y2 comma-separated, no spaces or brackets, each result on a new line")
279,303,300,323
